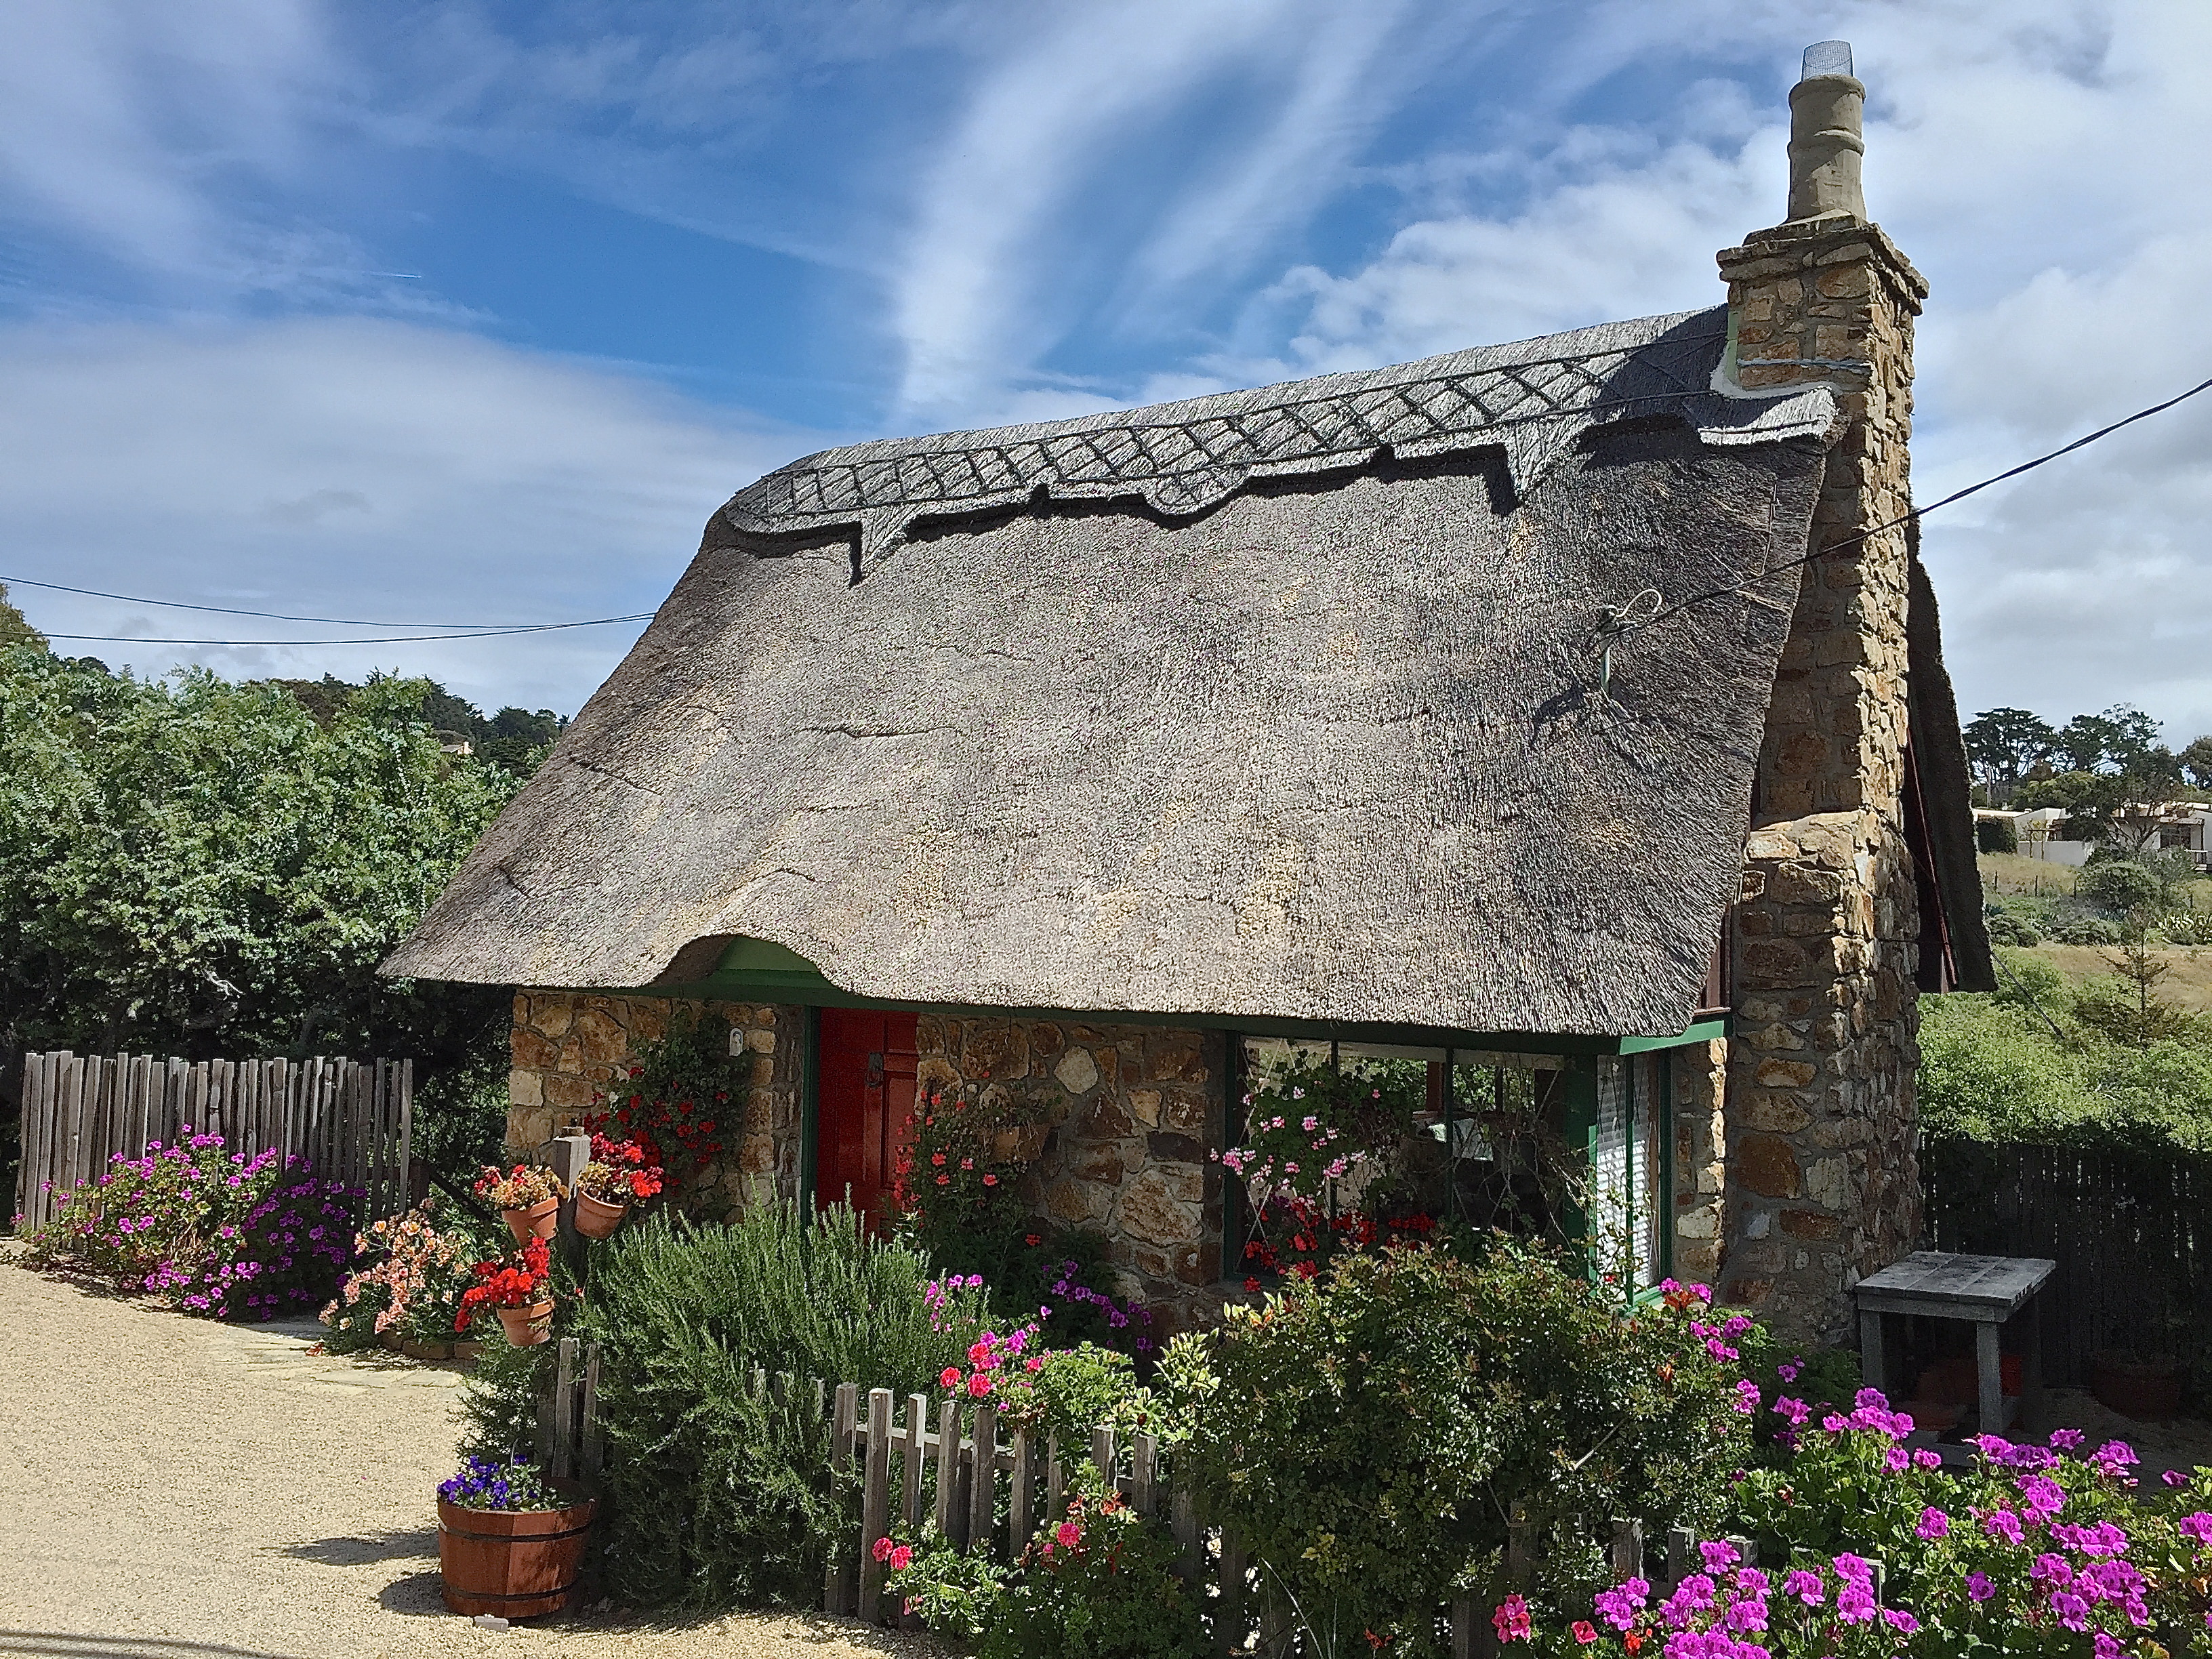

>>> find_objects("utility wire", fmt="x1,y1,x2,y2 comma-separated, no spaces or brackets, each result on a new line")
1622,370,2212,636
16,367,2212,651
37,613,659,647
0,571,586,630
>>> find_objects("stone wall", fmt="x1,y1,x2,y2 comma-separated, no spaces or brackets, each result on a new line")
1715,215,1929,1343
504,996,1229,1333
506,991,802,1212
913,1015,1227,1337
1669,1040,1729,1286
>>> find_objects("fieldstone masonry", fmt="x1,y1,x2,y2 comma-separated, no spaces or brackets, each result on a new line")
503,996,1227,1334
1715,207,1930,1342
506,991,804,1212
914,1016,1226,1338
1670,1039,1729,1284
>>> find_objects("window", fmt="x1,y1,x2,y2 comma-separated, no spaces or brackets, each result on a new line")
1227,1038,1671,1291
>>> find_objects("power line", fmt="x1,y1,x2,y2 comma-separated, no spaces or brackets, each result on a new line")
16,366,2211,652
0,571,583,630
40,613,657,647
1622,370,2212,636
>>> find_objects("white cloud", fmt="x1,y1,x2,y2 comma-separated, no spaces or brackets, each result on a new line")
885,0,1510,429
0,0,333,291
0,319,808,714
1218,0,2212,735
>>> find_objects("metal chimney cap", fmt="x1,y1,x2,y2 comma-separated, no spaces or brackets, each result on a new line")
1801,40,1853,81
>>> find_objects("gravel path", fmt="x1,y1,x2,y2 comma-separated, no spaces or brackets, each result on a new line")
0,1255,935,1659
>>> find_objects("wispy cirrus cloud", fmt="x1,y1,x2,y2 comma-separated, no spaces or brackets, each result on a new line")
0,316,807,712
0,0,333,296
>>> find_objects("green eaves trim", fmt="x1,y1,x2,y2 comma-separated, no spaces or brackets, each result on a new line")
606,937,1729,1060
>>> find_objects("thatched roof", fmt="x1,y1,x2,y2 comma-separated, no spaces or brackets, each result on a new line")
386,305,1984,1031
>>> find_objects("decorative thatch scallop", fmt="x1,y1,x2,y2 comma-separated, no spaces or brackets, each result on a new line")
386,309,1883,1035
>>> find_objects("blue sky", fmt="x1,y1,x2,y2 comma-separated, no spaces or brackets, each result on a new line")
2,0,2209,736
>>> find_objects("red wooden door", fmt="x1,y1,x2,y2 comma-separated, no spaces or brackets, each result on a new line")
816,1008,918,1233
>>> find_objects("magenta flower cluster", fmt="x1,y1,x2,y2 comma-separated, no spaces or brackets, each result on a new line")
1540,1374,2212,1656
22,1128,357,1322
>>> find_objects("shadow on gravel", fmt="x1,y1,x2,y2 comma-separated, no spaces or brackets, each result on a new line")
281,1527,437,1567
0,1635,305,1659
375,1570,450,1618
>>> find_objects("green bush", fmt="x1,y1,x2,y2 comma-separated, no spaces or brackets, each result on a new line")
2049,914,2123,945
1975,816,2018,855
1917,994,2102,1143
2076,859,2160,916
1165,1240,1750,1656
888,1486,1211,1659
1984,908,2041,947
565,1201,983,1611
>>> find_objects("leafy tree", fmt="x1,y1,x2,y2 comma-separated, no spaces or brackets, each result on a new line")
2057,703,2163,774
1963,707,2058,798
0,584,47,652
1975,815,2018,855
2076,859,2161,916
260,675,563,779
0,649,523,1170
2181,735,2212,792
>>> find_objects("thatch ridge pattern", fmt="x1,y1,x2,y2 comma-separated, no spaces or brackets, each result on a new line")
719,308,1840,568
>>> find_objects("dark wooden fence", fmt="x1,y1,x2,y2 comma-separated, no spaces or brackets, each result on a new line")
1921,1139,2212,1390
14,1050,413,1231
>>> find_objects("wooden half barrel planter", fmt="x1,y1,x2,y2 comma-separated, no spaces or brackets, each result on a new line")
438,1492,596,1618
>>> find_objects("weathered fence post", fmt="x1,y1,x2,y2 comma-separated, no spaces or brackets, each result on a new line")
824,1382,859,1614
857,1388,893,1621
1010,1426,1035,1555
933,1397,960,1544
1216,1529,1246,1658
1610,1518,1643,1582
968,1403,998,1561
901,1393,928,1531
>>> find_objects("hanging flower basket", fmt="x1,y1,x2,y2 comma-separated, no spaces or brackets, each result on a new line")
457,1237,555,1347
496,1301,554,1347
572,1192,626,1240
571,1136,665,1240
501,1197,559,1244
473,1165,567,1243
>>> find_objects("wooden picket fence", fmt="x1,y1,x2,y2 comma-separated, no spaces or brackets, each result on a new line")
529,1347,1799,1658
13,1050,413,1231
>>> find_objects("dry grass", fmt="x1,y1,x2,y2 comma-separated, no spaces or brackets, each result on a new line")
2030,943,2212,1013
1979,852,2078,897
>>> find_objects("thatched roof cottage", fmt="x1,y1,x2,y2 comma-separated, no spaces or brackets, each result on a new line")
388,43,1989,1344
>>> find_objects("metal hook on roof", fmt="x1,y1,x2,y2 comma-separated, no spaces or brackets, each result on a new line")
1592,588,1663,699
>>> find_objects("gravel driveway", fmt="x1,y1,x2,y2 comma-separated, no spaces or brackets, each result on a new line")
0,1254,935,1659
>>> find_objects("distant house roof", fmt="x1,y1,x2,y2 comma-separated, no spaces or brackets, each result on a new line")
385,306,1990,1031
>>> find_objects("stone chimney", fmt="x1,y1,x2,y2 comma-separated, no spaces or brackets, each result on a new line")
1713,43,1932,1343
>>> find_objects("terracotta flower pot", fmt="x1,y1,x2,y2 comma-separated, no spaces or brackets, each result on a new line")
573,1191,628,1240
503,1197,560,1244
438,1494,596,1619
497,1301,554,1347
453,1340,483,1364
2092,1351,2182,1422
